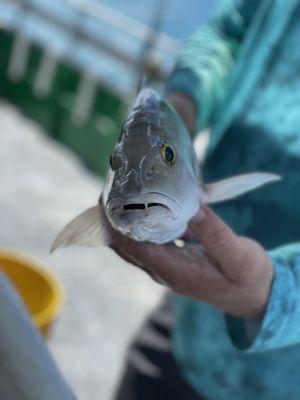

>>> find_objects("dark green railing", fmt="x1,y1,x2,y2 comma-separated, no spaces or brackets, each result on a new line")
0,29,125,177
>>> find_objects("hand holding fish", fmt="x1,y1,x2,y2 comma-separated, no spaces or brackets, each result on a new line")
51,88,281,252
51,87,280,320
109,204,274,320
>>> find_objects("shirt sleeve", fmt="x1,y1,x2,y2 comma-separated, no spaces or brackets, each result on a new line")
165,0,262,132
226,242,300,352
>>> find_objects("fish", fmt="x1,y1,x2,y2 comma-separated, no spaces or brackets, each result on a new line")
50,88,281,252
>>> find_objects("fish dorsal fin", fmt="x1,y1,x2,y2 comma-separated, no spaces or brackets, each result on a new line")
203,173,281,204
50,205,108,253
136,74,148,94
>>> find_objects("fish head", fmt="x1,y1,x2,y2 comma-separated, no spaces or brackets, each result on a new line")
102,88,201,244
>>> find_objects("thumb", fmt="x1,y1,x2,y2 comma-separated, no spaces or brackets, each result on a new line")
189,205,242,276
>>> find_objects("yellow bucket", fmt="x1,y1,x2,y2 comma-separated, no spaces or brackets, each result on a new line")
0,248,64,337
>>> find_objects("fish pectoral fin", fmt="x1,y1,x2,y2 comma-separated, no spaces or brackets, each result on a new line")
50,205,108,253
203,172,281,204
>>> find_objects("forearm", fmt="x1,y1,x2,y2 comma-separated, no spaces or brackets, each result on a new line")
166,0,261,133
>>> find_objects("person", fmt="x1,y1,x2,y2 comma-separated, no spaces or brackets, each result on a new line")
112,0,300,399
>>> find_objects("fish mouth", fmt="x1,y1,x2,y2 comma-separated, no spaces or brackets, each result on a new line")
107,192,181,220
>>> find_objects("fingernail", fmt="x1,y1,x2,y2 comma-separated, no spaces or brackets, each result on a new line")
190,208,206,225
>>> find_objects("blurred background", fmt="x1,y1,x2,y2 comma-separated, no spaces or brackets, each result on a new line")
0,0,218,399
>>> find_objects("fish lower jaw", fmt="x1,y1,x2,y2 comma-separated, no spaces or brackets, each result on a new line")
113,220,187,244
146,225,187,244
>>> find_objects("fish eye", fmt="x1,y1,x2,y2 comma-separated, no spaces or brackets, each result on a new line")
162,145,175,165
109,151,122,170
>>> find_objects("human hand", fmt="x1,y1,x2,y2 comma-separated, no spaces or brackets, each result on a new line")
109,205,274,320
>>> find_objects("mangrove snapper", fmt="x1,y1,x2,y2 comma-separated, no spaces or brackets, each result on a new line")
51,88,280,252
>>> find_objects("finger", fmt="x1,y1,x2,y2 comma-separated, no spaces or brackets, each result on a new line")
111,236,182,276
110,231,225,294
109,237,171,285
188,205,244,279
110,238,175,286
101,193,223,290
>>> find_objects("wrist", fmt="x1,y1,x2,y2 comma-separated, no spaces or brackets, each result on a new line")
241,257,274,320
252,267,274,320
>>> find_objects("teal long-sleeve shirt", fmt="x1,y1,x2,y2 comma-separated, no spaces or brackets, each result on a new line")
166,0,300,399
